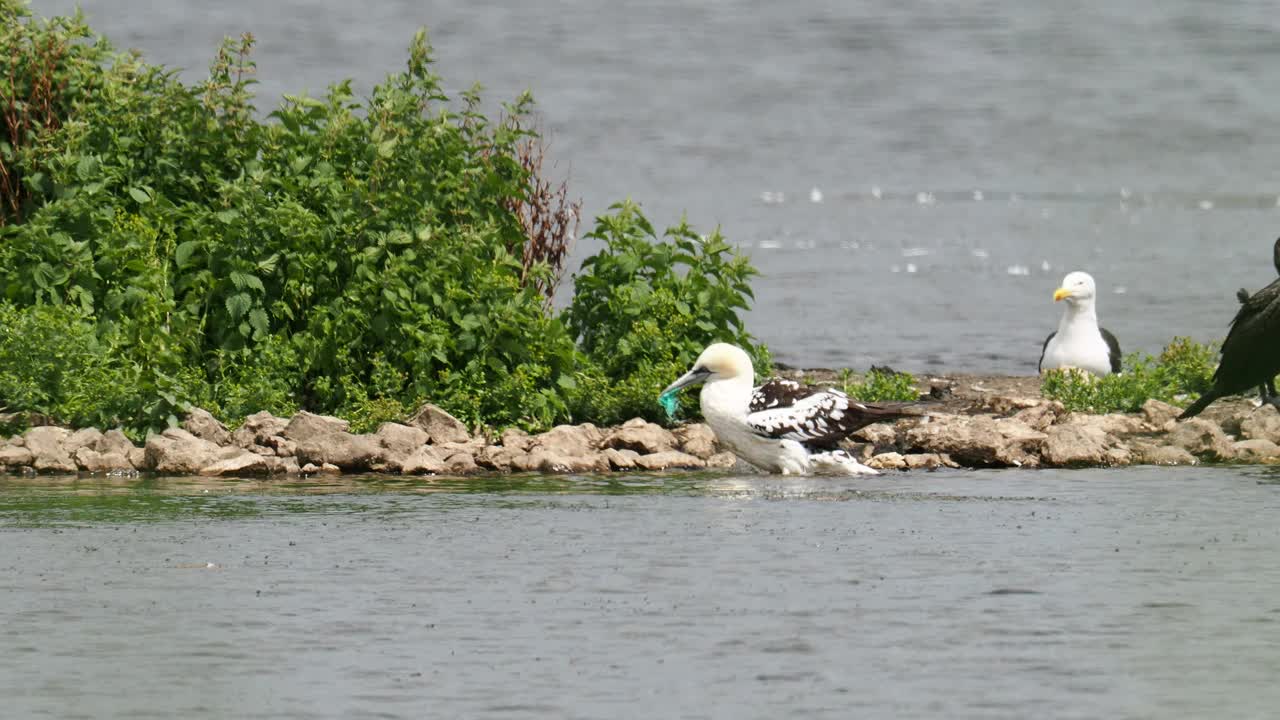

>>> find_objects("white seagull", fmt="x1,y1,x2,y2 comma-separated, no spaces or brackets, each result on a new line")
661,343,921,475
1038,271,1121,377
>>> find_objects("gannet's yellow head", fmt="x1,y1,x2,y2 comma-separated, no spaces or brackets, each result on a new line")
661,343,754,395
1053,271,1097,304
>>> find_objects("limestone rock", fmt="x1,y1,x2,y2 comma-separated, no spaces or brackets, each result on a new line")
99,429,137,457
443,452,479,475
264,435,296,457
182,408,231,446
982,395,1044,415
25,426,76,473
231,411,290,448
706,451,739,469
1134,443,1197,466
852,422,899,447
397,445,446,474
473,445,516,472
499,427,533,452
294,432,381,471
74,447,133,473
1240,406,1280,444
1041,423,1113,466
0,445,34,468
407,403,470,444
603,447,640,470
144,428,242,474
1141,399,1183,428
200,451,277,476
528,424,602,458
512,449,609,474
904,453,957,470
1232,438,1280,462
1165,418,1235,461
867,452,907,470
64,427,105,455
283,411,350,443
634,451,705,471
601,421,677,454
1010,401,1067,432
673,423,718,459
904,415,1044,467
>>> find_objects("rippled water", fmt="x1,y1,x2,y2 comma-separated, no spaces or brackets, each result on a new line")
31,0,1280,371
4,468,1280,718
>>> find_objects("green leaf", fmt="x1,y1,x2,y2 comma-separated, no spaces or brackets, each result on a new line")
175,240,199,267
214,209,240,224
248,308,269,336
225,293,251,319
128,187,152,204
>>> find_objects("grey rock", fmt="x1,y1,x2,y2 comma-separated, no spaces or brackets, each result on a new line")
1165,418,1235,461
294,432,382,471
1010,401,1067,432
852,422,899,447
443,452,479,475
64,427,105,454
603,447,640,470
25,426,76,474
705,451,739,469
283,411,350,443
144,428,242,474
1232,438,1280,461
867,452,907,470
0,445,34,468
499,427,532,452
1041,423,1113,466
1134,443,1198,466
200,451,276,476
231,411,290,448
634,451,705,471
400,446,446,474
1240,406,1280,444
1141,399,1183,428
904,453,958,470
904,414,1045,468
376,422,430,456
528,424,601,458
407,404,470,444
99,429,137,457
74,447,133,473
601,422,677,455
673,423,718,459
474,445,522,472
182,408,231,446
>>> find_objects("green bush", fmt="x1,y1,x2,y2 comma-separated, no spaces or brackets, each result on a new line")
838,368,920,402
1,6,589,434
1041,337,1217,414
564,201,769,425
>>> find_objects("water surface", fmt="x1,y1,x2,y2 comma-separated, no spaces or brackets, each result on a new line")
4,467,1280,718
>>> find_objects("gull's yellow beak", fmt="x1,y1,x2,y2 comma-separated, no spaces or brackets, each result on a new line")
1053,287,1071,302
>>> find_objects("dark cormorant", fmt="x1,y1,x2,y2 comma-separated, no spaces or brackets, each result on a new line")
1180,237,1280,419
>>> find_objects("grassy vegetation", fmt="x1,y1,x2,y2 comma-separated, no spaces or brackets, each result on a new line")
836,368,920,403
0,4,766,437
1040,337,1218,414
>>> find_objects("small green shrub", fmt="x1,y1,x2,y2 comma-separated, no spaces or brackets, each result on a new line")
1041,337,1218,414
839,368,920,402
564,201,769,425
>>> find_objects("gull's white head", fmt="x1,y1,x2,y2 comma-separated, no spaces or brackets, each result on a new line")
661,343,754,395
1053,271,1097,305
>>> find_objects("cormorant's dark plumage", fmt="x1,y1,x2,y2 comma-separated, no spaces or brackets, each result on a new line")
1180,237,1280,419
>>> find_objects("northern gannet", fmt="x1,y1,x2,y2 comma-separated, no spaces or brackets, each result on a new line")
661,343,920,475
1181,237,1280,418
1038,271,1122,377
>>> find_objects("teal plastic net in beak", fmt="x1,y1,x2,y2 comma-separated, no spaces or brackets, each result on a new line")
658,389,680,420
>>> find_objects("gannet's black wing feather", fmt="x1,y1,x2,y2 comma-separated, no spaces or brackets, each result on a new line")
746,382,919,448
749,378,822,412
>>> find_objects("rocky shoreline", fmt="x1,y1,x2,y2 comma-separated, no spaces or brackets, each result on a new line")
1,374,1279,477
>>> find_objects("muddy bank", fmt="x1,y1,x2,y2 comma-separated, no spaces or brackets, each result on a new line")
0,374,1275,477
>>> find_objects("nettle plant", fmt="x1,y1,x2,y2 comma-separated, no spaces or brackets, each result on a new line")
564,201,769,425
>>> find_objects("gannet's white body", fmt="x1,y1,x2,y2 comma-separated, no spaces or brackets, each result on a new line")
1039,271,1121,377
663,344,918,475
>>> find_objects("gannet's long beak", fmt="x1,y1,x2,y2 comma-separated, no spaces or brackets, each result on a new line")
1053,287,1071,302
661,367,711,396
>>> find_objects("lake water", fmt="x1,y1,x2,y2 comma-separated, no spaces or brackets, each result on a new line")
3,467,1280,719
30,0,1280,372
